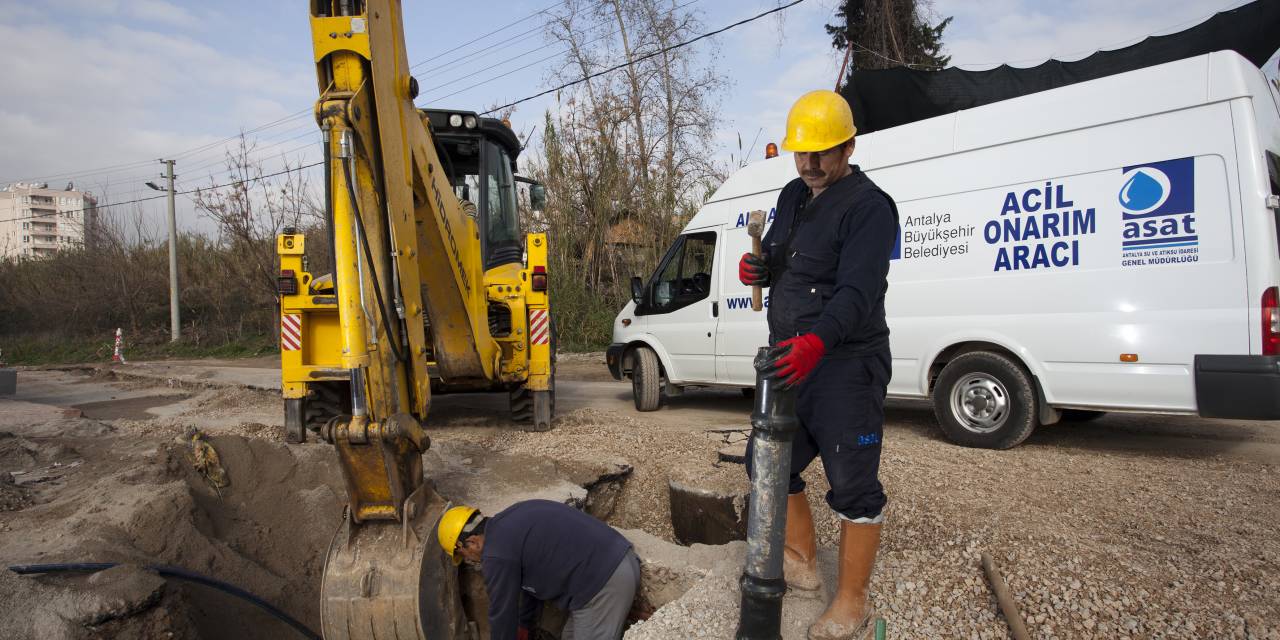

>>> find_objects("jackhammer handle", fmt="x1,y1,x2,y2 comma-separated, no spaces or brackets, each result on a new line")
751,236,763,312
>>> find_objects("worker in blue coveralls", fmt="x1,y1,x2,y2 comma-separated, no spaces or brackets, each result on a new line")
438,500,640,640
739,89,899,640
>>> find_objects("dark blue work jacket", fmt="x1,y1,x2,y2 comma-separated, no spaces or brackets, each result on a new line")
763,165,899,359
481,500,632,639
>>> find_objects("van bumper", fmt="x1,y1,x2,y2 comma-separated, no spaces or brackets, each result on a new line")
606,343,626,380
1195,355,1280,419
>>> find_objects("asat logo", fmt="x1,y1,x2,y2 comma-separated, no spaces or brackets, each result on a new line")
1119,157,1197,254
1119,157,1194,220
1118,166,1172,215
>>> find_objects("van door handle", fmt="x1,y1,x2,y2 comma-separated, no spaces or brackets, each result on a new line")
712,301,719,317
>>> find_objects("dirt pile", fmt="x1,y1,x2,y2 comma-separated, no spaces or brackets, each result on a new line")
0,433,345,640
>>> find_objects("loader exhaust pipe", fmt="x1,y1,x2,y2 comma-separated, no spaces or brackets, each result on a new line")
736,347,798,640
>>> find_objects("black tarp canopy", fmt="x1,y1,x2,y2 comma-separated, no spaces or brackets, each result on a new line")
842,0,1280,134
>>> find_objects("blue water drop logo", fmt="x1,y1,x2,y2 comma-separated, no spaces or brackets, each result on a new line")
1119,169,1166,212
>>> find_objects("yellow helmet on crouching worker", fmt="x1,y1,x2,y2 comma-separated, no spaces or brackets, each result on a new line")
437,505,479,565
781,90,857,152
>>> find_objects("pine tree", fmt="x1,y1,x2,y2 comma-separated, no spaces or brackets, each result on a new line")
825,0,952,76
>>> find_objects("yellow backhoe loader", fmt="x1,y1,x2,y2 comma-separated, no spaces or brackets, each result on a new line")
275,2,555,636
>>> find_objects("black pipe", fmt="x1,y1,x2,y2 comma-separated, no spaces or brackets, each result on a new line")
737,346,799,640
8,562,320,640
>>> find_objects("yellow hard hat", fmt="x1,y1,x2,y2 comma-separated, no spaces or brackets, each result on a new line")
437,505,479,565
781,90,857,153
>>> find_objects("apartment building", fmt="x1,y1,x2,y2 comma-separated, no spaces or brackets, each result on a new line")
0,182,97,260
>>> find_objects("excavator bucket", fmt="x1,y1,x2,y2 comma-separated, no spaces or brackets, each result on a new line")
320,483,469,640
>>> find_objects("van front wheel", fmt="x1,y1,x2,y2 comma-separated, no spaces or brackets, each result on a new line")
932,351,1038,449
631,346,662,412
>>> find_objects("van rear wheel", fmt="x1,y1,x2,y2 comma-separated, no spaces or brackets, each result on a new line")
632,346,661,412
932,351,1038,449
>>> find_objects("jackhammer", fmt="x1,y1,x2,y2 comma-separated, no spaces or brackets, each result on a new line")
736,346,798,640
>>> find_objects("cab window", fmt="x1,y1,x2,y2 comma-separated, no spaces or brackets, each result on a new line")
482,141,522,268
640,231,716,315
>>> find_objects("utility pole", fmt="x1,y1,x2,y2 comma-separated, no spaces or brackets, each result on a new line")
156,159,179,343
149,161,180,342
165,159,179,342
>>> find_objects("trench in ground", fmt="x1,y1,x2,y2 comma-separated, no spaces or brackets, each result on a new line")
148,435,714,640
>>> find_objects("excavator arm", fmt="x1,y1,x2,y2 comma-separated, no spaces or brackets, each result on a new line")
303,2,551,637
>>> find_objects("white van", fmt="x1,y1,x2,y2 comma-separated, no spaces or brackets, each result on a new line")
605,51,1280,449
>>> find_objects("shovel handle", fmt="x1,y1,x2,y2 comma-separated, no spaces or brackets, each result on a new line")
751,236,763,311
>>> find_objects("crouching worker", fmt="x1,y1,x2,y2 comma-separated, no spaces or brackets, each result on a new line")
438,500,641,640
740,90,899,640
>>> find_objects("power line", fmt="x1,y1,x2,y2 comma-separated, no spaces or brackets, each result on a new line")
0,162,323,225
423,43,587,105
176,161,322,196
409,2,560,71
178,129,321,177
482,0,808,116
420,27,577,96
82,123,323,193
420,0,701,106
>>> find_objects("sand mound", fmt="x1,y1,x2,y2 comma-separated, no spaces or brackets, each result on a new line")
0,435,345,639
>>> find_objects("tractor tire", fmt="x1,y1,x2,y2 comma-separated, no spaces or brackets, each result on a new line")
510,386,533,423
632,346,661,412
932,351,1038,450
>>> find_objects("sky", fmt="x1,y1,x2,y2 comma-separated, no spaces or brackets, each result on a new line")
0,0,1269,238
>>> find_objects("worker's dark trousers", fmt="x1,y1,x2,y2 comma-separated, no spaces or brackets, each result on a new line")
747,352,889,521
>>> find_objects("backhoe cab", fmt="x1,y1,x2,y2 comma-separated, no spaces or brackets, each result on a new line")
423,109,546,270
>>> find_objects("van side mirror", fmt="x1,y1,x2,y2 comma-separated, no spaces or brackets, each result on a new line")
630,276,644,305
530,184,547,211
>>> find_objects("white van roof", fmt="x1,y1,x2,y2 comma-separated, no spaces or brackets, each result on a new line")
694,51,1272,228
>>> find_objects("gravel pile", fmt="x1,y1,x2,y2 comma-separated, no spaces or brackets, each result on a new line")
439,405,1280,639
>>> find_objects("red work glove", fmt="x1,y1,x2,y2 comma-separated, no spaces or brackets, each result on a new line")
738,252,770,287
764,333,826,387
517,626,531,640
